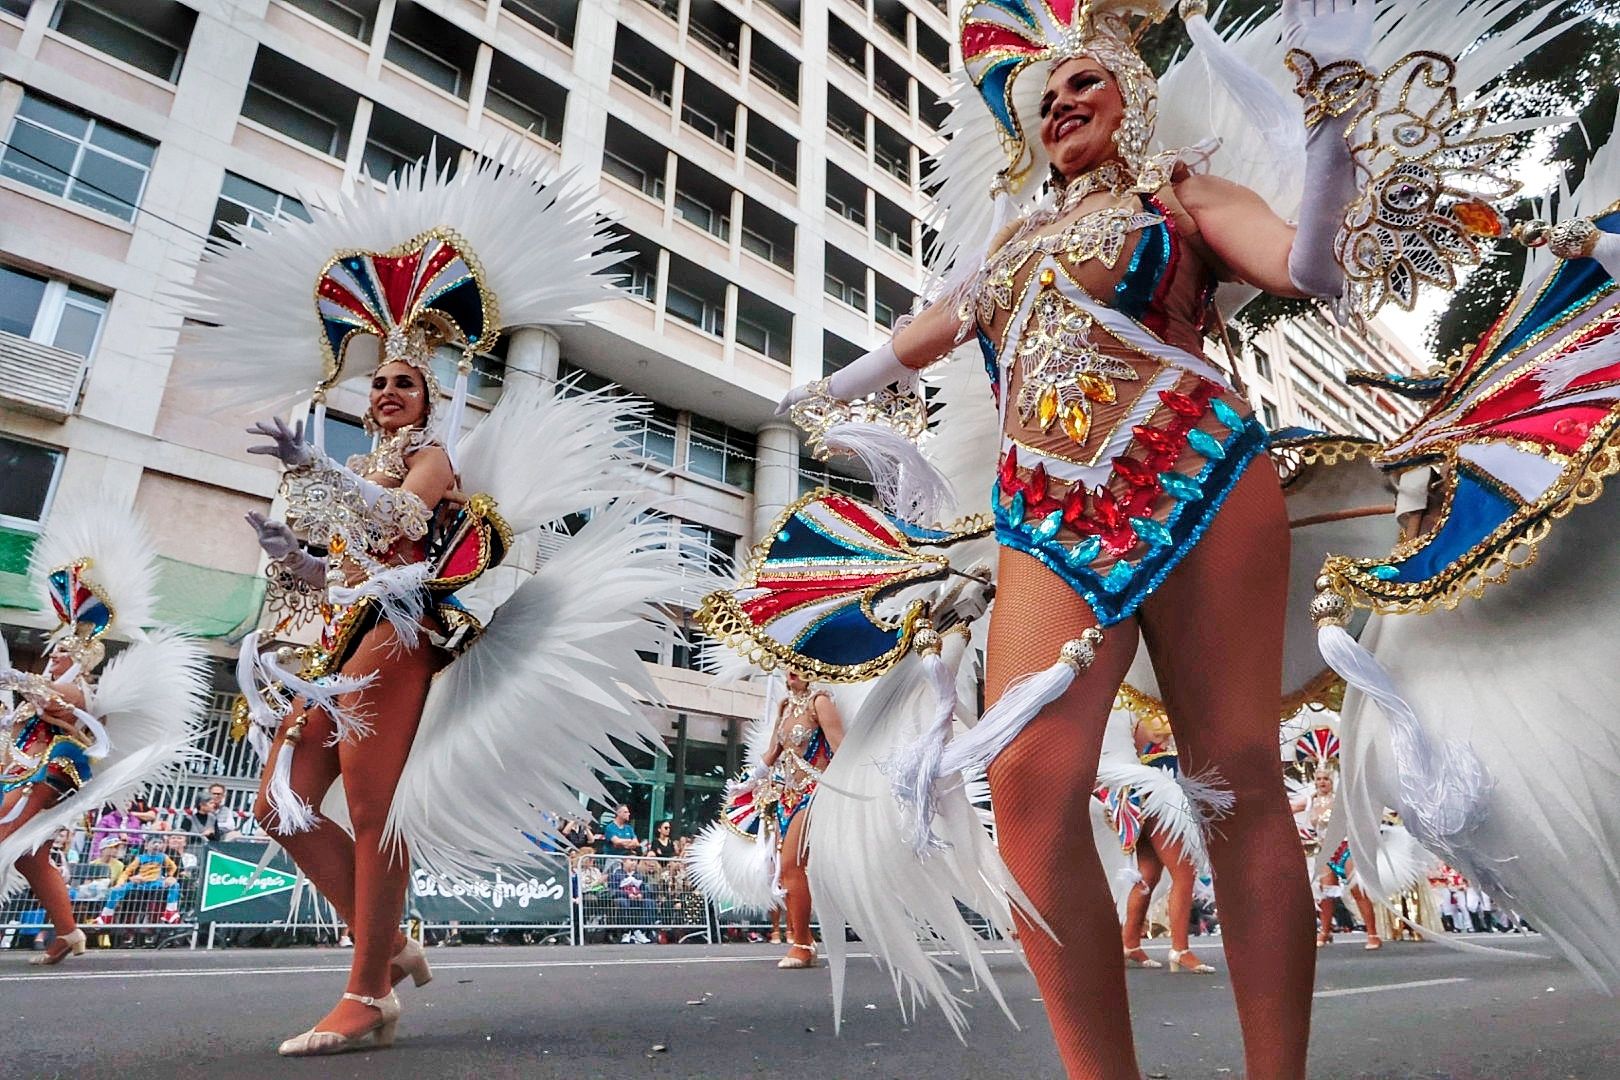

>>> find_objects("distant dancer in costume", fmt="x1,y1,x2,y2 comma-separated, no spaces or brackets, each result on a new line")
0,501,208,964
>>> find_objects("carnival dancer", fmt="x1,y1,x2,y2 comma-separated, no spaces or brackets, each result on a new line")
1290,767,1381,948
183,146,693,1054
1099,697,1220,973
769,0,1569,1072
0,501,209,965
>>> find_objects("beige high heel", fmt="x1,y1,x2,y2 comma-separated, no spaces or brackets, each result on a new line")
278,991,401,1056
1167,949,1216,974
390,935,433,988
30,928,86,966
777,939,818,969
1123,948,1163,969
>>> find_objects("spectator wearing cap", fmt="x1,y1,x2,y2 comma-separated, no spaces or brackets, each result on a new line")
94,835,182,926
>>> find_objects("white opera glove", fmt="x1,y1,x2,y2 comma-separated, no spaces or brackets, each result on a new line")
775,340,910,416
246,416,315,469
1591,233,1620,281
1282,0,1376,299
246,512,327,588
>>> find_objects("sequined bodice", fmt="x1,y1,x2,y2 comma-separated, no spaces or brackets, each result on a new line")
774,696,828,794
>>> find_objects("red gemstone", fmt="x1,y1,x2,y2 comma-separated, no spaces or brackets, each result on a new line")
1062,486,1092,529
1132,424,1175,455
1101,522,1139,557
1092,487,1127,532
1028,462,1050,500
1112,455,1158,489
999,448,1019,491
1158,389,1204,419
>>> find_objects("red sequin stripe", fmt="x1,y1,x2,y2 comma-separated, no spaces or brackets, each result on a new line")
820,493,905,548
741,574,894,623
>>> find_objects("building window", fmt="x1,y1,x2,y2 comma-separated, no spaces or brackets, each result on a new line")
798,463,874,502
307,411,372,465
1251,343,1273,382
687,415,756,491
2,93,155,222
680,521,738,577
210,172,311,241
485,54,568,143
51,0,195,82
384,1,478,100
734,290,792,364
0,435,65,529
0,264,110,358
242,49,357,158
612,233,660,302
503,0,578,47
1260,399,1279,429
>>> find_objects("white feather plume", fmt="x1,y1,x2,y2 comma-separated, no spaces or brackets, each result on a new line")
688,818,779,914
177,143,623,414
0,633,210,898
381,502,693,878
1095,708,1218,871
29,493,160,637
808,652,1028,1040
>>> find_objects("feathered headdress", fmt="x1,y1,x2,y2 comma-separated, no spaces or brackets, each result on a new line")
180,142,623,452
28,495,160,672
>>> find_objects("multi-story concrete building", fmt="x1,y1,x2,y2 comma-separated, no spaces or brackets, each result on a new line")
0,0,954,836
0,0,1427,836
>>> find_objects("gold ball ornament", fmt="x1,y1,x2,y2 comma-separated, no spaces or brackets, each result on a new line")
913,627,944,657
1309,589,1352,629
1549,218,1600,260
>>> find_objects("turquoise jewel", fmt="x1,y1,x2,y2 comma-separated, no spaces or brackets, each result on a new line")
1065,536,1103,567
1369,564,1400,580
1009,490,1026,523
1159,473,1201,501
1187,428,1226,460
1132,517,1173,548
1101,559,1136,592
1031,510,1063,543
1210,398,1245,431
777,531,792,544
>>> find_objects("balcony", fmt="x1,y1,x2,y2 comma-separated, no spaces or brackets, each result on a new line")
826,163,868,227
758,0,800,27
680,72,737,151
602,117,669,202
822,330,864,378
741,196,794,272
613,26,675,106
0,332,88,421
827,87,866,152
665,254,728,339
824,245,868,314
874,0,908,47
873,193,915,258
744,112,797,186
241,48,357,160
364,104,462,181
486,54,568,144
873,53,913,117
503,0,579,47
384,1,478,100
917,21,951,76
673,160,733,243
735,289,792,364
688,0,742,68
611,230,661,303
51,0,196,82
873,121,912,184
638,0,679,21
749,34,799,105
873,271,913,330
828,15,866,77
276,0,381,40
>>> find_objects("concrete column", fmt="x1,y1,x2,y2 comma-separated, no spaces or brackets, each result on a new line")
505,326,561,388
752,422,800,544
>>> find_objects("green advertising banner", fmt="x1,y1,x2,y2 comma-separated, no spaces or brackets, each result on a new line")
196,844,328,925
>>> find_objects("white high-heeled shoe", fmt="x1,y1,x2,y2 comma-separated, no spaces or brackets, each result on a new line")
278,991,401,1056
30,928,86,966
390,935,433,988
777,939,818,969
1167,949,1216,974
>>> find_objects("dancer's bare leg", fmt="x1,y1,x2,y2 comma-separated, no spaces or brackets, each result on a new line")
1350,880,1382,948
779,810,814,962
986,547,1143,1080
1156,833,1199,959
1122,843,1163,960
1140,462,1313,1080
5,787,77,945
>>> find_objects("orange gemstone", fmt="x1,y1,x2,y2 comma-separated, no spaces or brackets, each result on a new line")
1037,384,1059,429
1453,200,1503,238
1077,372,1117,404
1038,268,1057,288
1061,404,1090,444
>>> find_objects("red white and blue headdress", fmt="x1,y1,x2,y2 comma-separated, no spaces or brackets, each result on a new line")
29,496,159,673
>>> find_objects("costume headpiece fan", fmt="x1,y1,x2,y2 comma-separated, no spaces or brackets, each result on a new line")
183,143,619,458
961,0,1175,192
28,498,160,675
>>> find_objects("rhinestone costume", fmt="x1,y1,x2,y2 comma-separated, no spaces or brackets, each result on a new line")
971,177,1269,624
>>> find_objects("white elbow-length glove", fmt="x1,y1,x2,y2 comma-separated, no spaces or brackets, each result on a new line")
1282,0,1376,298
775,340,911,416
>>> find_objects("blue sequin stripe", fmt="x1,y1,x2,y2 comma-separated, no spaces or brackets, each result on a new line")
992,418,1270,627
1115,197,1172,321
978,326,1000,403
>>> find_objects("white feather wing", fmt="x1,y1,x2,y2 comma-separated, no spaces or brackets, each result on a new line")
383,504,690,878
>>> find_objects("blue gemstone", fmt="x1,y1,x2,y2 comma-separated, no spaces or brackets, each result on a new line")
1159,473,1201,501
1009,490,1026,522
777,531,792,544
1187,428,1226,460
1369,564,1400,580
1101,560,1136,592
1133,517,1173,547
1031,510,1063,543
1065,536,1103,566
1210,398,1245,431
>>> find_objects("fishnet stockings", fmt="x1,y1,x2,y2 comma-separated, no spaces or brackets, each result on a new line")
4,786,77,937
987,462,1314,1079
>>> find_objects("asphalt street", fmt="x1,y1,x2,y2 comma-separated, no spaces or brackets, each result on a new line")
3,933,1615,1079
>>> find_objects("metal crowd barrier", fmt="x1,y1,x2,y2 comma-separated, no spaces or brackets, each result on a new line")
1,827,205,955
574,853,712,944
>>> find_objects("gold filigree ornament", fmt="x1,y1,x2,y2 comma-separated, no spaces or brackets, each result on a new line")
1332,52,1523,317
787,377,929,464
1285,50,1375,129
1015,278,1139,445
